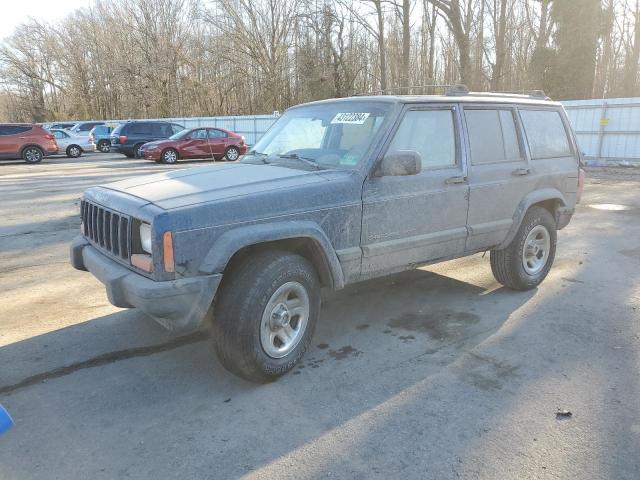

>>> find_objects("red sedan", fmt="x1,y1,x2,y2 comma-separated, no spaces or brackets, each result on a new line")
140,127,247,164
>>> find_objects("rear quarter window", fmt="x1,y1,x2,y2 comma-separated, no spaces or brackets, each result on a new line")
520,109,573,159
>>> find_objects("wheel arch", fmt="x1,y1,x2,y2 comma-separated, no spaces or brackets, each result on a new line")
20,144,44,156
497,188,566,250
161,147,180,160
199,221,345,290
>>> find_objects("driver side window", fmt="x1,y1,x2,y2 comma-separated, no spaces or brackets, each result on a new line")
387,109,457,169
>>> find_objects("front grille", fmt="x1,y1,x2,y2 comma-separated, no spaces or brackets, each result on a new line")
81,200,130,260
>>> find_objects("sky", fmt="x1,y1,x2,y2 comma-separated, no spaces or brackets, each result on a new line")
3,0,87,40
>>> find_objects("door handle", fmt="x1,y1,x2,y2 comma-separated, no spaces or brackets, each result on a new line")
512,168,530,176
445,175,467,184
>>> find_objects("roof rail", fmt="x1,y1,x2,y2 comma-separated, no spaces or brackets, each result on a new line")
351,84,469,96
484,89,551,100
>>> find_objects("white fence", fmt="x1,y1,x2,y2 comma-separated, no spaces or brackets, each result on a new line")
145,114,279,146
563,97,640,166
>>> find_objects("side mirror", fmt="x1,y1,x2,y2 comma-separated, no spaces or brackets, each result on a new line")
376,151,422,177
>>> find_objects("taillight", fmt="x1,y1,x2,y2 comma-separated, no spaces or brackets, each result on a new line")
240,136,245,144
119,135,128,144
44,134,54,140
89,134,94,142
576,168,586,203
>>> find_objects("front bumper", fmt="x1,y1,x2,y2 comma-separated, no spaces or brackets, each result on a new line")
70,236,222,331
142,149,161,161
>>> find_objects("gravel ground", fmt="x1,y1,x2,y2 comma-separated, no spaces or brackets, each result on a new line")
0,155,639,479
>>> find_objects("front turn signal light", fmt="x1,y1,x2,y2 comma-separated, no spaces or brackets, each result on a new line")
163,231,175,273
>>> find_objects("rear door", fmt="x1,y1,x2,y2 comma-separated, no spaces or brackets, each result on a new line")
360,104,469,279
463,105,533,251
207,129,227,157
1,126,32,156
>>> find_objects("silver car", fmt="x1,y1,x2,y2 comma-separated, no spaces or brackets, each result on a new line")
51,129,97,158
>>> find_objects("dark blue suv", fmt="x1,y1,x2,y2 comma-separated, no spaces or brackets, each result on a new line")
110,121,184,158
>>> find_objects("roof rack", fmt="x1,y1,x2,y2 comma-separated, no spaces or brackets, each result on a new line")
351,84,470,96
350,85,551,100
480,89,550,100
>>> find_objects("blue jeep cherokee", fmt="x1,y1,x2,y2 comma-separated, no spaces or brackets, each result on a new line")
110,121,184,158
71,89,584,382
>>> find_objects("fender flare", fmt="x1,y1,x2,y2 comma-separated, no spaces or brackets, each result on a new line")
497,188,567,249
198,221,345,289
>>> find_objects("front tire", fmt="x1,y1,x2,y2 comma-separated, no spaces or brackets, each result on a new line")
161,148,178,164
490,206,557,291
66,145,82,158
22,146,43,164
224,146,240,161
212,250,321,382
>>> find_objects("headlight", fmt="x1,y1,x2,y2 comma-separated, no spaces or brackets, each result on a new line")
139,223,152,254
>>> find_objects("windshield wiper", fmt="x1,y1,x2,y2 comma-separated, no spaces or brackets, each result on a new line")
276,153,321,170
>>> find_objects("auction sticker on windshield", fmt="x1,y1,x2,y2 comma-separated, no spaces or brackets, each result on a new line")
331,113,370,124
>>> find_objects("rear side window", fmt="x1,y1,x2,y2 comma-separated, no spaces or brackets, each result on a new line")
465,109,521,164
520,109,572,159
130,123,153,135
208,129,226,138
171,124,184,135
0,125,32,135
387,109,456,169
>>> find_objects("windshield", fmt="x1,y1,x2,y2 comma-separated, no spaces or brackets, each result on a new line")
245,101,391,169
170,129,191,140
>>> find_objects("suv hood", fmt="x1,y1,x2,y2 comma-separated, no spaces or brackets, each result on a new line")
102,163,329,210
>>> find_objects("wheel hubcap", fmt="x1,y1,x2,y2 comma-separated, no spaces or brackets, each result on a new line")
260,281,310,359
26,149,40,162
522,225,550,275
227,149,238,160
165,151,176,163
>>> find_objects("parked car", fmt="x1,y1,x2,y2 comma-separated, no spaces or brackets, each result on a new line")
139,127,247,163
0,124,58,163
44,122,78,131
110,121,185,158
68,121,106,138
50,129,96,157
89,124,119,153
71,89,585,382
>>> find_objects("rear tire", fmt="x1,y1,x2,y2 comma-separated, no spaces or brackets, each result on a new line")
133,143,145,159
22,146,43,164
212,250,321,382
66,145,82,158
490,206,557,291
97,140,111,153
224,146,240,161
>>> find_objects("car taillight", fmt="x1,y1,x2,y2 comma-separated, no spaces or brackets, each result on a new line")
89,134,94,142
119,135,128,144
44,134,54,140
576,168,586,204
240,136,245,144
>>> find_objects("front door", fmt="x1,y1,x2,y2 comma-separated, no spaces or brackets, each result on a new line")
361,105,470,280
181,129,212,158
